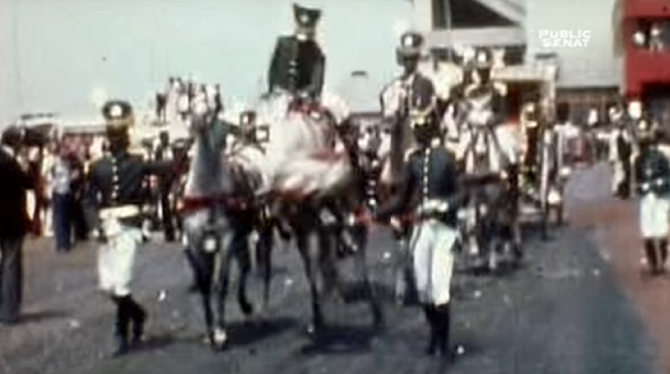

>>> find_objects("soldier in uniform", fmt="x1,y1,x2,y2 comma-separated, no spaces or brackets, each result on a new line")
520,102,541,186
460,47,507,172
633,118,670,275
365,79,463,360
609,100,636,198
237,110,258,144
85,100,179,356
380,30,438,304
267,3,325,103
390,30,436,159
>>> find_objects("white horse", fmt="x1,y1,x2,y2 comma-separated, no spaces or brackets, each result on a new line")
226,91,382,335
179,98,256,351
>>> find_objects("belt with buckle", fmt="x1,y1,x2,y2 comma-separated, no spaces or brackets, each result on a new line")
415,199,450,219
99,205,141,220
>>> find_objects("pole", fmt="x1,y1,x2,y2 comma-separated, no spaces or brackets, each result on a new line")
13,0,24,114
444,0,453,62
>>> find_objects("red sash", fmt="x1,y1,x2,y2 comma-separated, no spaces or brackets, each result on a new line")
178,195,249,214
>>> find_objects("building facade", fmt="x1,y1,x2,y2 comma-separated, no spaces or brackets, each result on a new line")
623,0,670,126
411,0,623,123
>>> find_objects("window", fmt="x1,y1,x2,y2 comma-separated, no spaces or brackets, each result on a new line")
432,0,516,29
432,0,447,29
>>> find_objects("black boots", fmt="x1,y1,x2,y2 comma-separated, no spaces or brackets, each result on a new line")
644,239,668,275
423,305,438,355
111,295,147,357
423,303,453,360
659,240,668,273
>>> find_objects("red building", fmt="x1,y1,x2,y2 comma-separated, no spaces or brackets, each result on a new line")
623,0,670,113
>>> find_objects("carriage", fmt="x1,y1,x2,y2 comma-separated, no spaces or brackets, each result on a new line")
492,62,563,230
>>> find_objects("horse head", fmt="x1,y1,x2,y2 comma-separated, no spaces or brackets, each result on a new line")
183,99,233,199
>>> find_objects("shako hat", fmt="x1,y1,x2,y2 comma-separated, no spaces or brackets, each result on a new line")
396,31,424,58
102,100,134,130
473,48,493,68
239,110,257,126
293,3,321,29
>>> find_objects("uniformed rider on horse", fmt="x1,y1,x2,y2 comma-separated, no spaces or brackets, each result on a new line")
267,3,325,109
633,110,670,275
387,31,437,176
85,100,180,356
461,47,507,172
380,30,440,303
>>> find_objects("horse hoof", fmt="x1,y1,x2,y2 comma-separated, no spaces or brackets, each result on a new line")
240,301,254,317
372,311,385,330
306,322,323,337
210,328,228,351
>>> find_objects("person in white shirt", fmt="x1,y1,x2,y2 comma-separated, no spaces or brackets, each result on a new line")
49,145,73,252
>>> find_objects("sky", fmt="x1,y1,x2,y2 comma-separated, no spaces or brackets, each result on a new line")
0,0,624,126
0,0,413,125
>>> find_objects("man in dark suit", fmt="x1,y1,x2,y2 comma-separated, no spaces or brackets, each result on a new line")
154,131,176,242
0,126,34,324
267,3,325,101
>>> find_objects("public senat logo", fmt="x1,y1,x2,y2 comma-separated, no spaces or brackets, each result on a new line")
539,29,591,48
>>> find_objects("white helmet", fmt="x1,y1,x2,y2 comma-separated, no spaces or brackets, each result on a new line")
628,101,642,120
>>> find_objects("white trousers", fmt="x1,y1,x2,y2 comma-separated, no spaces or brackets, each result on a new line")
97,218,143,297
409,219,458,306
639,193,670,239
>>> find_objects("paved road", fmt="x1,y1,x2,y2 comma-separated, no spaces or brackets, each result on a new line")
0,165,663,374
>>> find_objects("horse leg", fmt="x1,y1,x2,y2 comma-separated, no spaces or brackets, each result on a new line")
186,245,216,346
297,230,325,335
467,201,480,257
393,234,409,305
318,228,345,303
394,226,416,305
212,235,235,351
256,224,274,319
182,244,202,292
234,233,254,318
352,226,383,328
487,221,500,273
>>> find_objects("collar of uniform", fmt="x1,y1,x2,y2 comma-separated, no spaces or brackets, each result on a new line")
110,149,129,162
401,72,417,84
